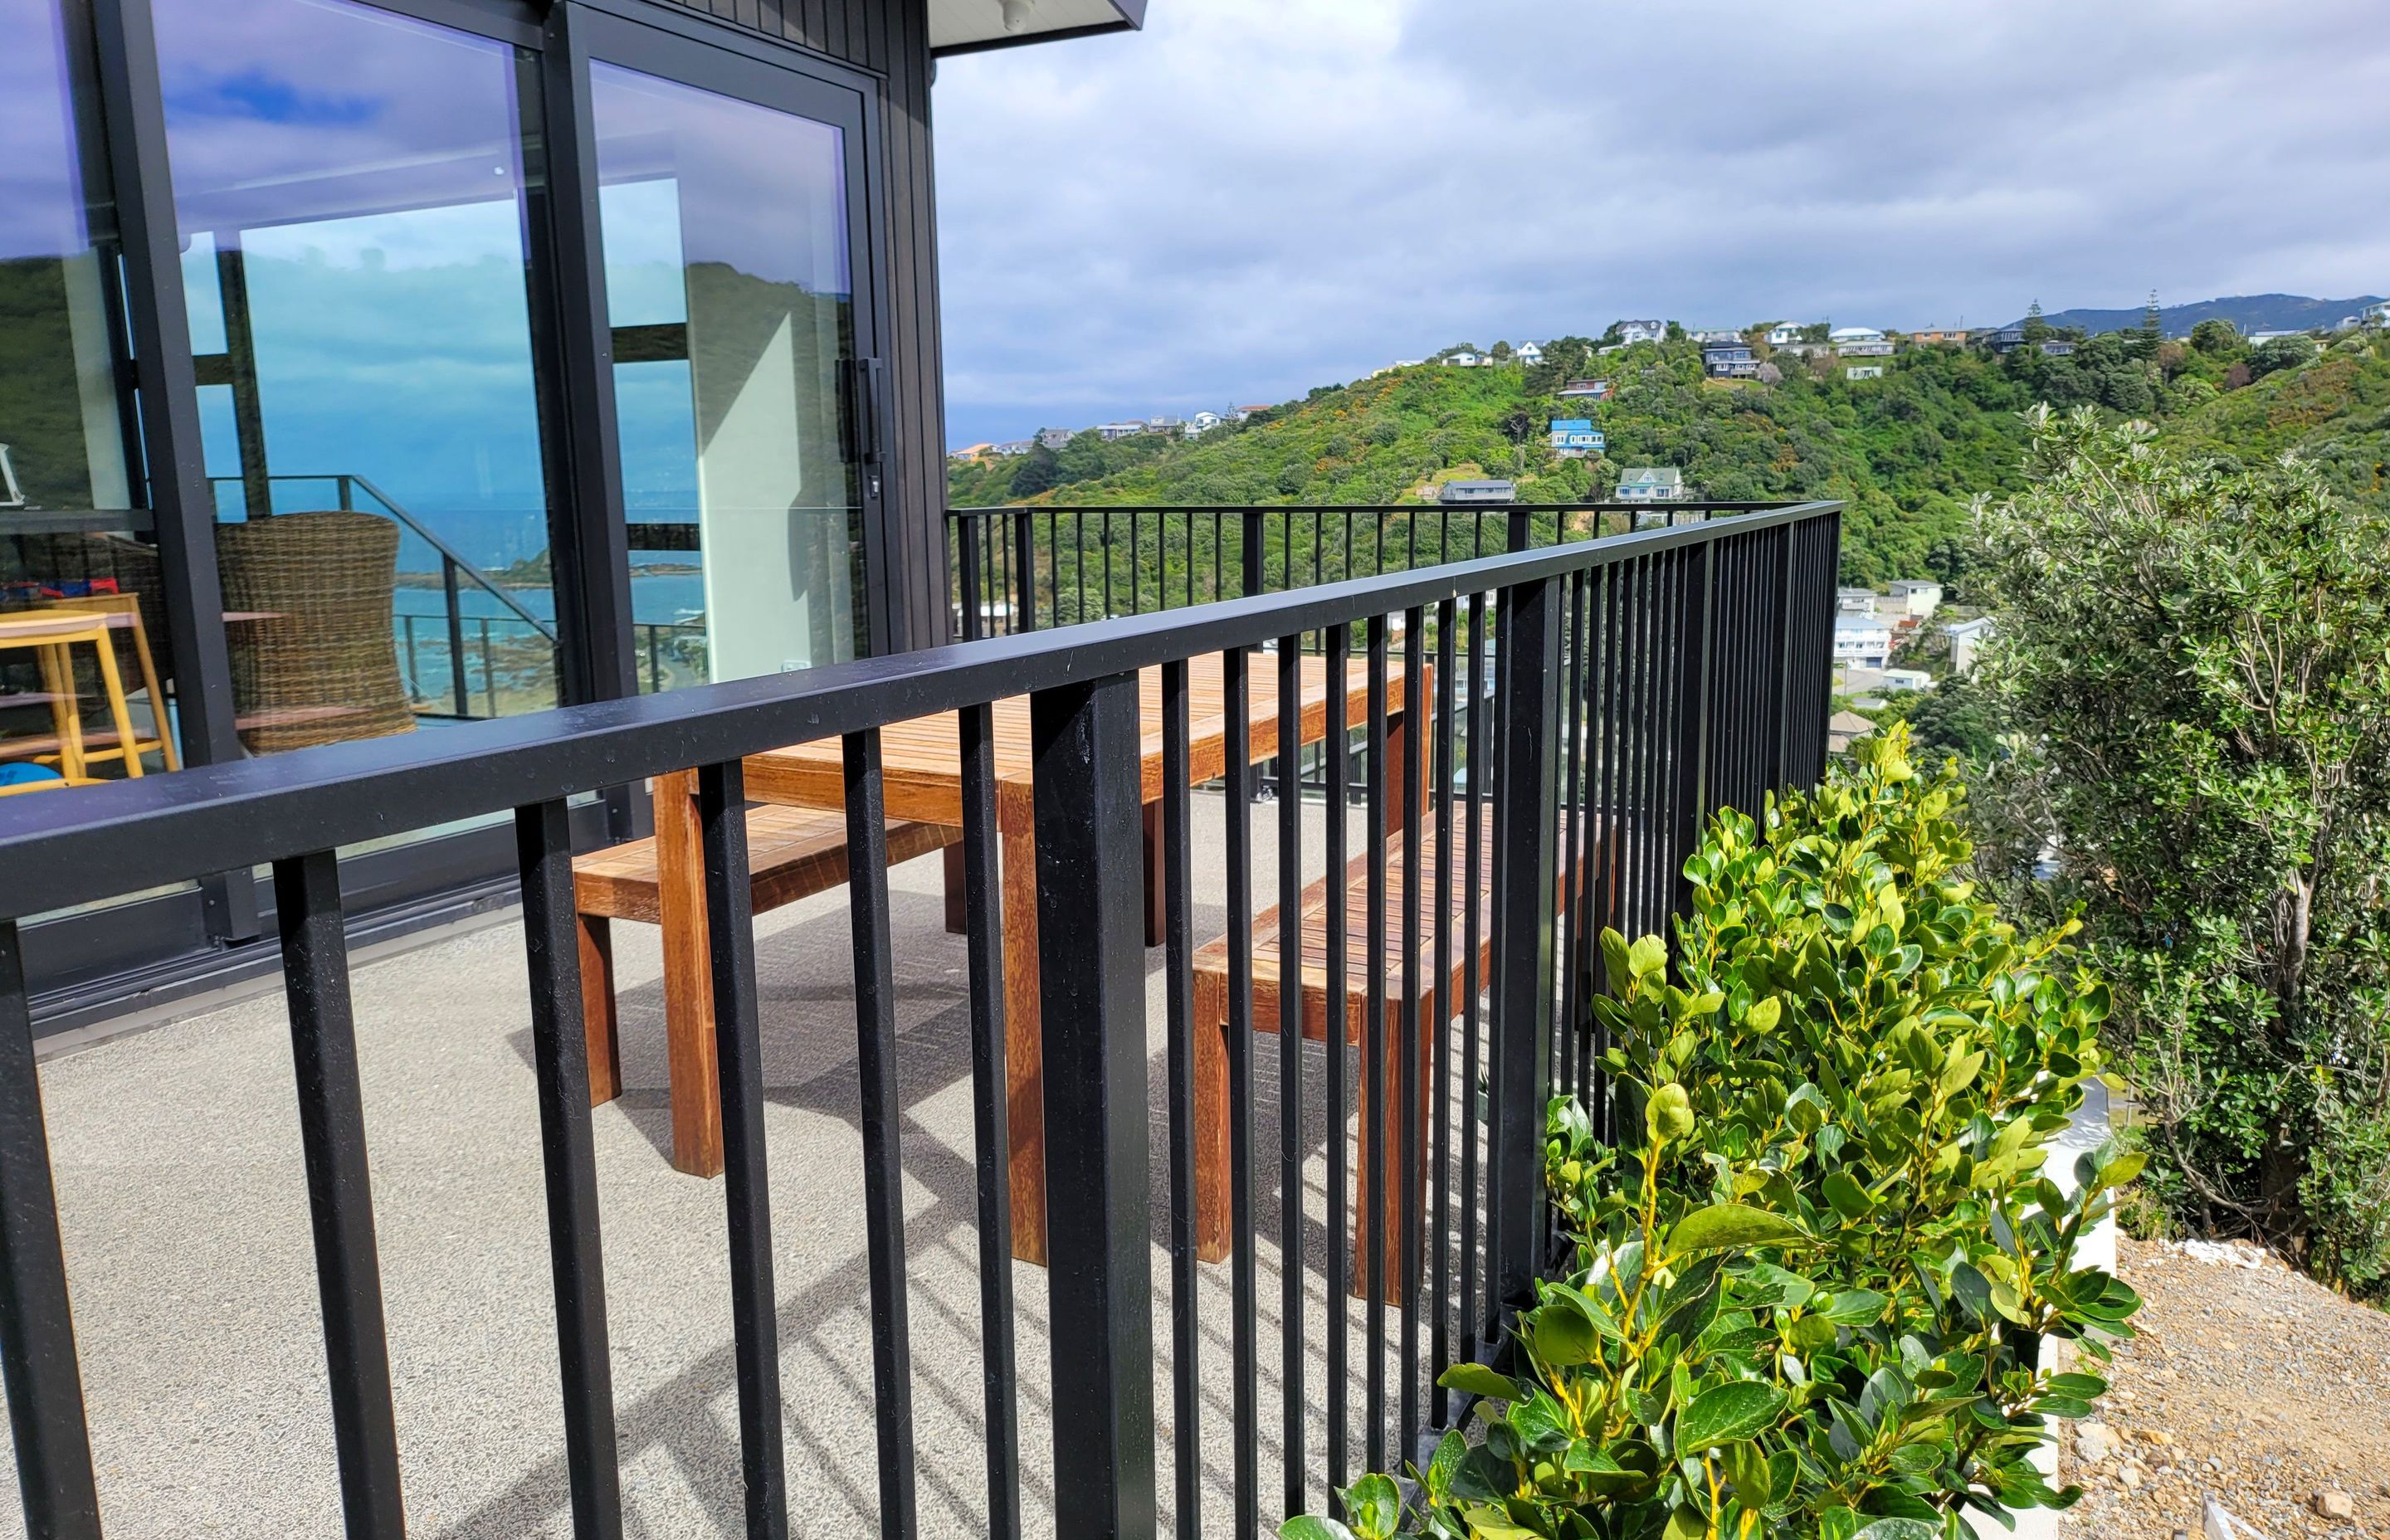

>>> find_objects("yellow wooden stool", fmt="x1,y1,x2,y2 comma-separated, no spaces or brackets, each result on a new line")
0,612,146,793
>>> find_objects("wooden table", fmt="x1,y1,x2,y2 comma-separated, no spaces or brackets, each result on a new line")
737,650,1427,1263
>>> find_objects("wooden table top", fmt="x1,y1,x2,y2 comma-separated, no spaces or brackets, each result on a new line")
743,650,1424,832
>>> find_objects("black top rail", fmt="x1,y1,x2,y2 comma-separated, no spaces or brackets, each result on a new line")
0,502,1836,918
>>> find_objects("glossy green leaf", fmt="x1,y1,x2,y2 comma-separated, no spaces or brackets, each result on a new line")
1675,1380,1788,1451
1663,1203,1810,1257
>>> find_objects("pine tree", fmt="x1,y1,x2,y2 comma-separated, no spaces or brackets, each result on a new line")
2022,300,2051,344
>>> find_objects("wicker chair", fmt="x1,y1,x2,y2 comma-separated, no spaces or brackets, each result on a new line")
214,511,415,754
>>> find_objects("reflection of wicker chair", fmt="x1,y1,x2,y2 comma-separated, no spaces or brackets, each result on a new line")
215,511,415,754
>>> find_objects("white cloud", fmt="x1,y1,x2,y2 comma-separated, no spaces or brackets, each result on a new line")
931,0,2390,444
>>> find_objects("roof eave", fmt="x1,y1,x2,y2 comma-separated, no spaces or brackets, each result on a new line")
934,0,1146,57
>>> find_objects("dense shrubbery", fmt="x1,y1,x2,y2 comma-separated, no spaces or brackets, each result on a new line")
1285,729,2139,1540
1970,407,2390,1294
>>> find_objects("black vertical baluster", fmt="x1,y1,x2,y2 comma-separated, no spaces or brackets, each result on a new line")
1631,555,1657,948
1582,567,1616,1109
1161,660,1201,1540
1558,573,1585,1095
1487,577,1562,1316
1101,511,1115,618
1031,671,1160,1540
958,519,982,641
1275,633,1305,1519
1046,513,1060,627
1223,646,1259,1540
1641,554,1671,941
1363,621,1389,1475
1675,548,1715,917
844,732,920,1540
271,850,406,1540
1426,597,1457,1425
0,921,101,1540
1404,513,1417,573
958,704,1022,1540
1322,625,1352,1506
1129,514,1142,615
1456,592,1489,1359
513,801,624,1540
1397,607,1427,1448
695,760,789,1540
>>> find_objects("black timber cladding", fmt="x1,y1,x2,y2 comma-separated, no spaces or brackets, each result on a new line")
659,0,952,651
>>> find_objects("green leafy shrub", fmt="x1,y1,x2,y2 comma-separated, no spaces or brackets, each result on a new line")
1971,407,2390,1292
1283,728,2139,1540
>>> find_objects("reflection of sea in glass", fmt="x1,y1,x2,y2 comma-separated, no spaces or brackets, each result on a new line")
593,61,863,686
154,0,564,729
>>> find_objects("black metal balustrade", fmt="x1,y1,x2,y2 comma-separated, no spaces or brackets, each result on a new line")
0,500,1839,1540
945,501,1795,639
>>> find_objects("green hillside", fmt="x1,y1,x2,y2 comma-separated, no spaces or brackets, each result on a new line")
952,326,2390,590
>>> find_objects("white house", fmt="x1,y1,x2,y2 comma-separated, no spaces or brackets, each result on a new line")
1184,410,1227,437
1834,612,1895,668
1615,466,1686,502
1837,586,1879,616
1036,426,1077,450
1830,325,1887,344
1945,615,1995,675
992,440,1033,457
1447,351,1482,368
1095,422,1145,441
1841,665,1934,695
1766,322,1814,347
1887,579,1944,619
1615,319,1666,345
1514,342,1545,365
1688,329,1744,345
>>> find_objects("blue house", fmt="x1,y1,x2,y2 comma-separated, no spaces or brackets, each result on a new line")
1703,342,1758,378
1549,418,1606,457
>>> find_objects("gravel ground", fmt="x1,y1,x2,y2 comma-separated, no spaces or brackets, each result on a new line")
2055,1233,2390,1539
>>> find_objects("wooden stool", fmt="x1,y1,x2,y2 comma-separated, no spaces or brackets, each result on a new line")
572,769,959,1176
22,595,178,771
0,612,144,791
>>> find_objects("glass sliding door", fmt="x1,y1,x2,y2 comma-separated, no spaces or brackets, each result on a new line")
0,0,181,796
152,0,565,749
586,23,876,688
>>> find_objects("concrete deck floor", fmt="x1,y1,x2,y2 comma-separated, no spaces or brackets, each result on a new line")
4,789,1471,1538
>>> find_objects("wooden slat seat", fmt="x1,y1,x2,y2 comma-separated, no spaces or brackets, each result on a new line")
1192,804,1580,1303
573,770,958,1176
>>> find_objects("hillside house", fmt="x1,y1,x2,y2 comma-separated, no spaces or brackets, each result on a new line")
1615,319,1667,345
1235,405,1271,421
1832,327,1892,358
949,442,997,462
1514,342,1545,365
1549,419,1606,457
1827,709,1877,756
1946,615,1995,674
1834,612,1895,668
1837,587,1879,615
1096,422,1147,441
1688,329,1744,345
1184,410,1226,437
2039,341,2076,357
993,440,1034,457
1766,322,1814,346
1909,329,1971,346
1447,352,1483,368
1702,342,1758,378
1615,467,1687,503
1887,579,1944,618
1037,426,1080,450
1438,479,1516,504
1558,379,1613,399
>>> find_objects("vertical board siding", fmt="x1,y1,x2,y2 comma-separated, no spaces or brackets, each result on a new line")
658,0,951,653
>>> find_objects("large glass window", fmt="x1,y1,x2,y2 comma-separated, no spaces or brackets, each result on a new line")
1,0,181,795
154,0,563,752
592,59,867,688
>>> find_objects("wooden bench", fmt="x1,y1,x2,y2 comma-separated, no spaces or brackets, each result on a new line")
574,768,958,1177
1192,804,1583,1303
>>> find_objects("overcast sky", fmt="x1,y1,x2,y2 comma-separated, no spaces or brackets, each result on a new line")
931,0,2390,446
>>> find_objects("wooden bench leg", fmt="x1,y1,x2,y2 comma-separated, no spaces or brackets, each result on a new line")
943,843,968,936
1353,999,1434,1308
577,912,623,1105
1143,802,1165,948
1001,823,1047,1263
656,769,724,1178
1193,968,1232,1263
